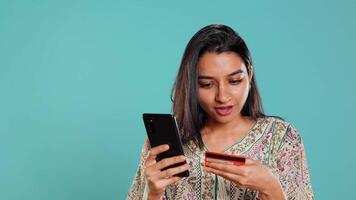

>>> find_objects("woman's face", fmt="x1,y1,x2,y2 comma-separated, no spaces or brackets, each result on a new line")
197,51,252,124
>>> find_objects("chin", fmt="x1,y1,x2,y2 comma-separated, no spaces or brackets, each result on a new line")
212,115,235,124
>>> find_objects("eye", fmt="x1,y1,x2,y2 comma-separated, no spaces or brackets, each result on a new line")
229,79,242,85
199,82,214,88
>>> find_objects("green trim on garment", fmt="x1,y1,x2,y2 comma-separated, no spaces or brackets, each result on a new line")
165,190,168,200
198,157,202,200
266,120,277,165
239,118,269,154
214,175,218,200
276,124,290,151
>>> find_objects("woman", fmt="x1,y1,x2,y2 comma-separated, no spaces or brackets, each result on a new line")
127,24,314,200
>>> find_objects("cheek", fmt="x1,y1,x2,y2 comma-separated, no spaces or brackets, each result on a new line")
198,90,213,109
231,83,250,101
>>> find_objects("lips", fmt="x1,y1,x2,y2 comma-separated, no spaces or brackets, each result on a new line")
215,106,234,116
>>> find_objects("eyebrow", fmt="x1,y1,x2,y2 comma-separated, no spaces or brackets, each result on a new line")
198,69,244,79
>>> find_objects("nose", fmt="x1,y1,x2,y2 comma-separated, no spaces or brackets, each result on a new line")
215,85,231,103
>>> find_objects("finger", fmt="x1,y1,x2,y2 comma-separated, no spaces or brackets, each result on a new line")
144,151,157,167
145,144,170,167
206,161,240,174
245,157,258,165
160,176,182,187
147,174,182,190
205,166,247,188
150,144,170,156
144,158,156,169
205,166,241,182
207,159,257,177
205,157,235,165
154,155,186,171
158,163,189,179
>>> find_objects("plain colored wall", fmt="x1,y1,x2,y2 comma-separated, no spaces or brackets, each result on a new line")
1,0,355,199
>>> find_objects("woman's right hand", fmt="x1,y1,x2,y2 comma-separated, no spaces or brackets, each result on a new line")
144,144,189,200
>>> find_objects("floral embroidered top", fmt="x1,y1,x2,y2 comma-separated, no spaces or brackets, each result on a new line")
127,117,314,200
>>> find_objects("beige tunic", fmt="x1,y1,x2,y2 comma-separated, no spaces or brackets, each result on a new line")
127,117,314,200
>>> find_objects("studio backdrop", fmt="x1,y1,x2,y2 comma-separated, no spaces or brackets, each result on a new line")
1,0,355,199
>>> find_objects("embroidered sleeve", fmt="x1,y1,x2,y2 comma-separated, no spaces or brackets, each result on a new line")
126,139,167,200
271,124,314,200
126,139,150,200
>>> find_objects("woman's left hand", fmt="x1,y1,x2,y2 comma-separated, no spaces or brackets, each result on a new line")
204,157,285,200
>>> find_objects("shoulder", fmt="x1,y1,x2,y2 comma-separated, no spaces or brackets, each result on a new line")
262,116,302,148
262,116,290,128
262,116,299,134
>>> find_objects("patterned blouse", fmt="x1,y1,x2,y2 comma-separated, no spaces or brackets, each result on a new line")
127,117,314,200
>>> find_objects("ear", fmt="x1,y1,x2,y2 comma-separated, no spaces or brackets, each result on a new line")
249,65,254,82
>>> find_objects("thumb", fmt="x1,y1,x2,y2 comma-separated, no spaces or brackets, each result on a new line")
245,157,259,165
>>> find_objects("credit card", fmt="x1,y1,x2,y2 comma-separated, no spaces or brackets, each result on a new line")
205,151,245,166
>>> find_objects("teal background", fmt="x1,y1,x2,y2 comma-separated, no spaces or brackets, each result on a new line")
1,0,355,199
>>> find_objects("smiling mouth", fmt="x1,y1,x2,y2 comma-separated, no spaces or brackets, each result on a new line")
214,106,234,116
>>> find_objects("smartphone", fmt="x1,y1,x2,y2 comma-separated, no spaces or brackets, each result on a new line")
142,113,189,177
205,151,245,166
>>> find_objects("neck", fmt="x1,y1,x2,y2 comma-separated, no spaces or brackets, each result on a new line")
204,115,247,134
201,115,256,152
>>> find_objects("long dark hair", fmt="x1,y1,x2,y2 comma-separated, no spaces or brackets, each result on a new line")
171,24,266,148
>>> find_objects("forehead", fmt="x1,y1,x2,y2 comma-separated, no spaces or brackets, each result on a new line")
197,52,246,76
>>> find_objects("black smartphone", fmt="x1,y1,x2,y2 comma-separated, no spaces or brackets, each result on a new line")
142,113,189,177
